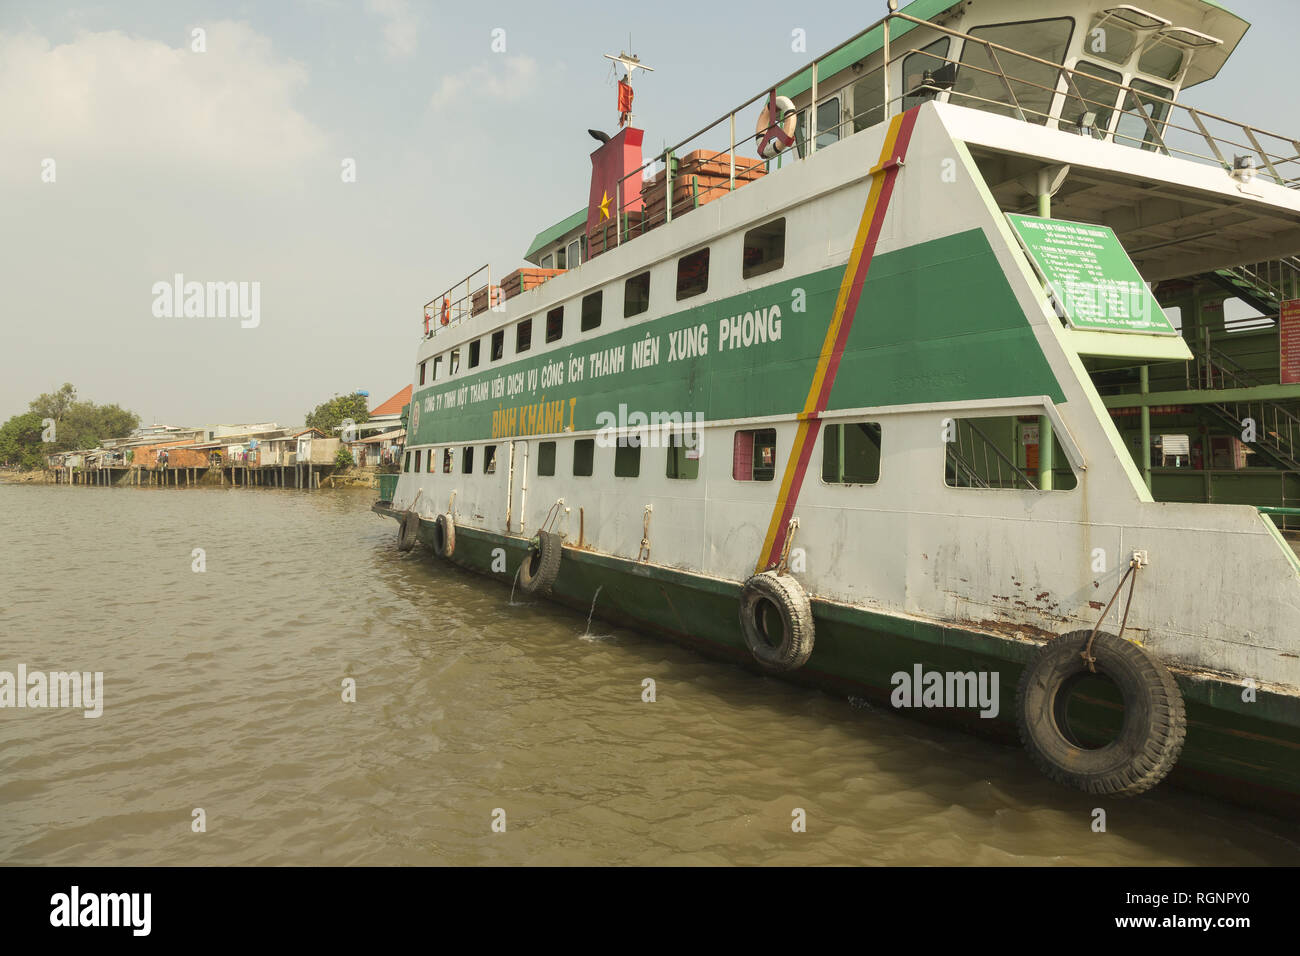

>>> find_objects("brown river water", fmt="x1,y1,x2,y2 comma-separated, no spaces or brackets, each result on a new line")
1,483,1297,865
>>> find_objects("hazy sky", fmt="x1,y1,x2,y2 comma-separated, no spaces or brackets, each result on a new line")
1,0,1293,426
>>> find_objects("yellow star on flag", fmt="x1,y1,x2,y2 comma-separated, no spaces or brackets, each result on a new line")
599,190,611,221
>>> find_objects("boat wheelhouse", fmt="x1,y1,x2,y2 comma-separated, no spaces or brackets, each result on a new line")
377,0,1300,813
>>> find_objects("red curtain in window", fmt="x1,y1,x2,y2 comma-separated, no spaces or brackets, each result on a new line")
732,431,754,480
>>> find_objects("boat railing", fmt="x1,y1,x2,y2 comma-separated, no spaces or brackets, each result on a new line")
599,9,1300,257
422,264,495,339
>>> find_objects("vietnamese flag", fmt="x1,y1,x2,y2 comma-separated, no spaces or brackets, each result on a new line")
586,126,644,250
618,80,634,127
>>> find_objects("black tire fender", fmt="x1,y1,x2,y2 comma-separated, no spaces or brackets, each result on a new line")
397,510,420,552
432,512,456,558
738,571,815,672
518,530,562,594
1016,629,1186,797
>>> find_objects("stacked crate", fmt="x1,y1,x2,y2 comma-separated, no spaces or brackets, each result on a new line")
500,268,566,302
640,151,766,229
470,284,504,315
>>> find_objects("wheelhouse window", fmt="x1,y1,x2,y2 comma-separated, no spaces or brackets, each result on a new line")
943,415,1077,491
581,291,602,332
624,271,650,318
742,219,785,280
1062,61,1123,136
822,422,882,484
573,438,594,477
540,253,554,269
676,248,710,300
556,246,566,269
733,428,776,481
666,430,700,480
484,445,497,474
462,446,475,474
614,439,640,478
516,318,532,354
546,306,563,343
952,18,1076,125
797,97,841,151
1138,41,1185,82
468,339,481,368
537,441,556,476
491,329,504,362
851,67,886,133
1085,15,1137,67
1115,79,1174,151
567,238,581,269
901,39,953,112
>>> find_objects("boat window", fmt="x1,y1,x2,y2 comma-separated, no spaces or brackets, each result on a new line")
418,361,426,385
614,439,640,478
822,422,882,484
428,449,436,473
851,67,886,133
449,348,460,375
902,39,953,112
625,271,651,317
414,450,422,472
462,446,475,474
537,441,556,477
677,248,710,300
743,219,785,280
432,354,443,381
403,452,411,473
952,18,1075,125
1138,40,1184,81
796,96,841,150
556,246,566,269
484,444,497,474
516,318,532,354
491,329,504,362
1115,78,1174,151
541,253,554,270
567,238,581,269
1062,60,1124,135
581,291,602,331
666,429,700,480
573,438,595,477
546,306,563,342
1085,16,1137,66
733,428,776,481
943,415,1077,491
468,339,481,368
443,448,453,473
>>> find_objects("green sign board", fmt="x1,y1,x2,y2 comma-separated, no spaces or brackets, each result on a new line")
1006,214,1176,335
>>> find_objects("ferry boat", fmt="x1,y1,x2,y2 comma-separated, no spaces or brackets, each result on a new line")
376,0,1300,813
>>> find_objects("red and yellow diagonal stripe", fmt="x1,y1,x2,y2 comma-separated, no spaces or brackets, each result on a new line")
755,108,919,573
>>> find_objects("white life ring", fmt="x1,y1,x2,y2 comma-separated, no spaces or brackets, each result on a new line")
755,95,797,159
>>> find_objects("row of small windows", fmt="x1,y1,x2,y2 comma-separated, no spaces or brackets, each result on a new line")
418,219,787,385
403,416,1076,490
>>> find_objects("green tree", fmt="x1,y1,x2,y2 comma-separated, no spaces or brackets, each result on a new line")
305,392,370,436
0,412,49,469
29,383,76,424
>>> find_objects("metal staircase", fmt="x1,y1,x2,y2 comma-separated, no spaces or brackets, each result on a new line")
1192,346,1300,474
1208,256,1300,317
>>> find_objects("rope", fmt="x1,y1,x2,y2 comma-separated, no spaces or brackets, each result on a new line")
638,505,653,562
1082,559,1142,673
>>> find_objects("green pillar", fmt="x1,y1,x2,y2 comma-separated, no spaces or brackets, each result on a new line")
1139,364,1152,491
1037,171,1054,490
